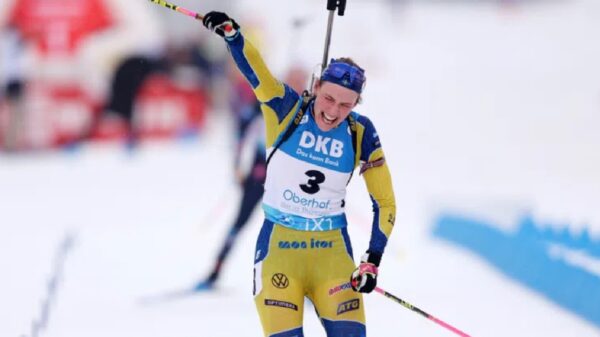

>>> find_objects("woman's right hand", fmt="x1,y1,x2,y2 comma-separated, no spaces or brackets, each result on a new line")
202,11,239,38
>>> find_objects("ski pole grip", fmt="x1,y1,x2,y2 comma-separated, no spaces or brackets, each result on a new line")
327,0,347,16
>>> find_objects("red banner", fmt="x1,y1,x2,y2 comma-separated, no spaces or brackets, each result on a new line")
9,0,113,55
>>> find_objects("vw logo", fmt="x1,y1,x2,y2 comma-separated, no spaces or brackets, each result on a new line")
271,273,289,289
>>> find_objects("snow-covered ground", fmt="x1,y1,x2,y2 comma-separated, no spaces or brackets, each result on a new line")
2,0,600,336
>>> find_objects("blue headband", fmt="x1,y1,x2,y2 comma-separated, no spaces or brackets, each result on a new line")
320,59,366,94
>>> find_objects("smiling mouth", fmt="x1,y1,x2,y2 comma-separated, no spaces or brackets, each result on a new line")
321,111,337,125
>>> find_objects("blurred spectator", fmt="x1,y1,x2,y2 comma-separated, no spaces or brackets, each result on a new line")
99,56,166,148
195,64,309,290
86,38,219,150
0,25,26,151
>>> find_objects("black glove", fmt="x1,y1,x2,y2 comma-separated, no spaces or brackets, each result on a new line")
350,252,381,293
202,11,240,38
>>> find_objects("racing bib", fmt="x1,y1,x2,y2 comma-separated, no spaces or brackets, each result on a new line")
262,110,355,231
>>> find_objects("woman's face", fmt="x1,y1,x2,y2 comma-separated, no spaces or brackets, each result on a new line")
312,81,359,131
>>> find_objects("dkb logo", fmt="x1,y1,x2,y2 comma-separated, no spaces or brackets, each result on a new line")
299,131,344,158
271,273,289,289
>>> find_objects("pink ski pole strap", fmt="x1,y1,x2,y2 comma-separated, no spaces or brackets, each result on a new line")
358,263,378,275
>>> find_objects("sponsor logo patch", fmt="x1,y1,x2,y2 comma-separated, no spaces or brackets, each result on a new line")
271,273,289,289
265,299,298,311
337,299,360,315
278,239,333,250
299,131,344,158
329,282,352,296
283,190,330,209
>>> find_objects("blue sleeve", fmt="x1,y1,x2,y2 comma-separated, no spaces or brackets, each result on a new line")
225,32,300,123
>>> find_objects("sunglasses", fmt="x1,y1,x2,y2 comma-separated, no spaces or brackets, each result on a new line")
320,59,366,94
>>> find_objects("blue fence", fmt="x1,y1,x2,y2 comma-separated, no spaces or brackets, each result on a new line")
433,213,600,327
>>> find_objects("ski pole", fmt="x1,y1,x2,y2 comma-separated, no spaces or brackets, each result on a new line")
329,283,471,337
147,0,233,33
148,0,204,20
321,0,347,73
309,0,347,95
374,287,472,337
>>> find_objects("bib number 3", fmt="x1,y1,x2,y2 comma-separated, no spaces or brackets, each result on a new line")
300,170,325,194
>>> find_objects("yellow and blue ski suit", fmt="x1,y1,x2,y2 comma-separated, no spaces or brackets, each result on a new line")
225,30,396,337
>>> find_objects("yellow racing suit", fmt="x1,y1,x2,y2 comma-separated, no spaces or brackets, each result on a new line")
224,30,396,337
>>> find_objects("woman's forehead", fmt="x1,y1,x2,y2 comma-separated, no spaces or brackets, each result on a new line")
319,81,359,102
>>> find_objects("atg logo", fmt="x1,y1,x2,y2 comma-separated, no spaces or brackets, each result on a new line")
337,299,360,315
299,131,344,158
